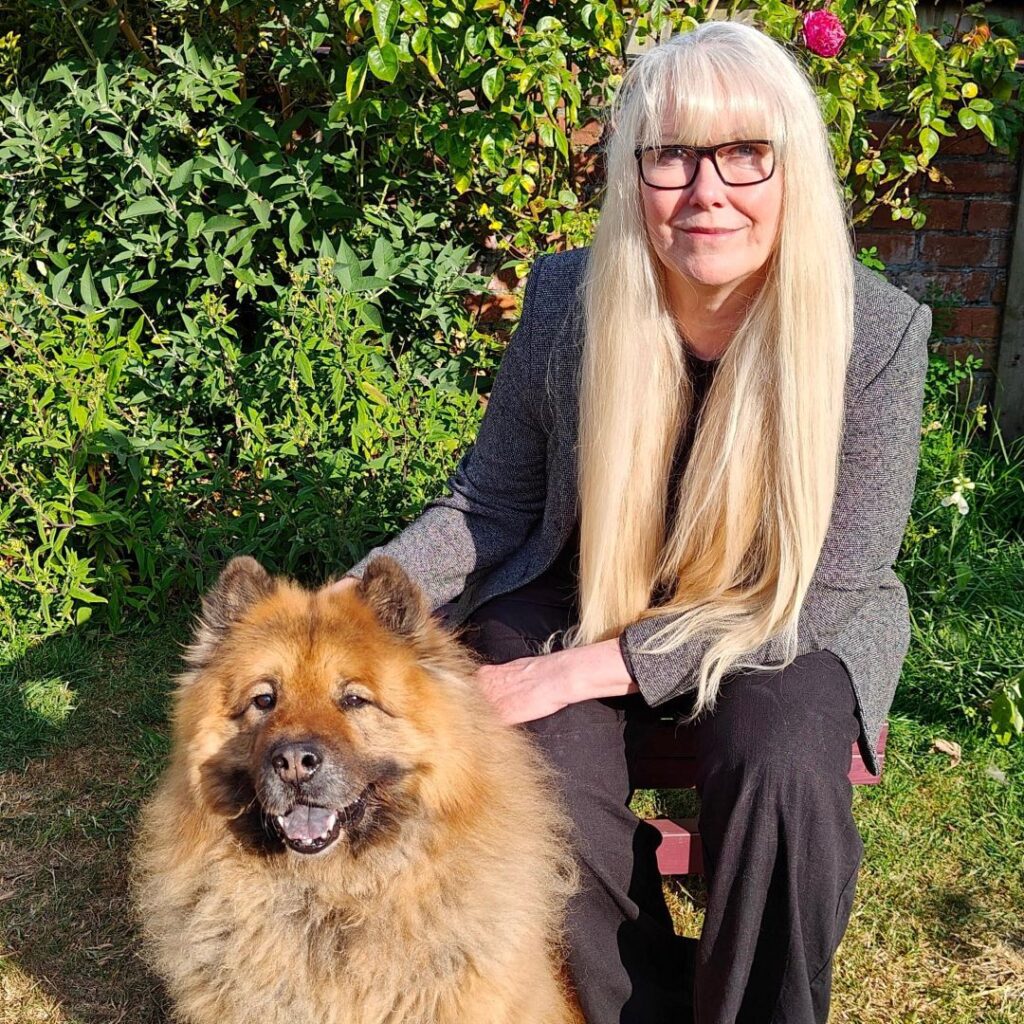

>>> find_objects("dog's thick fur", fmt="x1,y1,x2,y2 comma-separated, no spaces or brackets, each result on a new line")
132,556,582,1024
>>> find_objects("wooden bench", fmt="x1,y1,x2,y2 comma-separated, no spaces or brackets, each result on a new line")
630,719,888,875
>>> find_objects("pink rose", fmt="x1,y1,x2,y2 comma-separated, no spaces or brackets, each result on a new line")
802,10,847,58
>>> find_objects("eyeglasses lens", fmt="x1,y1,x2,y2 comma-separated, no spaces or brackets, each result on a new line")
642,143,773,187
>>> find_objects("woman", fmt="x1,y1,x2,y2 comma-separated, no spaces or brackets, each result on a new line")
341,20,930,1024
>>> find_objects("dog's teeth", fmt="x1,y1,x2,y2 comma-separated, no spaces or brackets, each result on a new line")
325,813,337,832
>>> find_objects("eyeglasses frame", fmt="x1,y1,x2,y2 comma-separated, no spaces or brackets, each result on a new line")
633,139,776,190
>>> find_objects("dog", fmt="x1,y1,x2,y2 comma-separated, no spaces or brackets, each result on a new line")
131,555,583,1024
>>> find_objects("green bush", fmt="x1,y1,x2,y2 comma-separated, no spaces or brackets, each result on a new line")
0,220,499,630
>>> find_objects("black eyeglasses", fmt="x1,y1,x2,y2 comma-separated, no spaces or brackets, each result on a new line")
634,140,776,189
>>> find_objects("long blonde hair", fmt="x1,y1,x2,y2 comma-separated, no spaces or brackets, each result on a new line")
559,20,854,717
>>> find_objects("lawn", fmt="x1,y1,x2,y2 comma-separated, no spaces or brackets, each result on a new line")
1,602,1022,1023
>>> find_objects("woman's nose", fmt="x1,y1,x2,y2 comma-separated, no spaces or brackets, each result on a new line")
687,155,727,205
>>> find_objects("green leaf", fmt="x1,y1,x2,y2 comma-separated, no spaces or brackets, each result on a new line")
123,197,165,219
169,160,194,192
368,43,400,83
80,262,100,308
205,251,225,284
346,55,368,103
541,75,562,116
918,126,939,163
482,67,505,104
295,349,314,388
372,0,398,45
288,210,308,255
480,133,500,172
818,91,840,124
975,113,996,144
425,37,442,77
990,680,1024,746
50,265,72,303
203,215,244,235
908,31,939,72
957,107,977,130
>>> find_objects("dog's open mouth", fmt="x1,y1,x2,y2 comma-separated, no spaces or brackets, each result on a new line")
274,791,368,854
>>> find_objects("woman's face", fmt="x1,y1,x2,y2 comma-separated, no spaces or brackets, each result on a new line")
640,133,783,296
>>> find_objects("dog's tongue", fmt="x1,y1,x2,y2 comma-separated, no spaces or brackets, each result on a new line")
279,805,334,842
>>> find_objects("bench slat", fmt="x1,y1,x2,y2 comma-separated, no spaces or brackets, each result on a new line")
649,818,703,876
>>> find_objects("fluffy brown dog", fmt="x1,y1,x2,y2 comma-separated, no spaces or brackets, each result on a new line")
132,555,582,1024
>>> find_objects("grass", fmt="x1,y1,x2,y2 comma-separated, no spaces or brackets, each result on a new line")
2,367,1021,1022
1,608,1022,1024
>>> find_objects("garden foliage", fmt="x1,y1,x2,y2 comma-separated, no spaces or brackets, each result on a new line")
1,2,1023,736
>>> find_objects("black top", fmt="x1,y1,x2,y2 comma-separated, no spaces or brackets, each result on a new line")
540,348,720,602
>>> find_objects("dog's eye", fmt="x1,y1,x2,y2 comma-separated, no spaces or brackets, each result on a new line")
340,693,370,709
252,693,276,711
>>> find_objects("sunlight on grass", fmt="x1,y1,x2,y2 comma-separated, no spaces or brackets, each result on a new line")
20,678,77,728
0,960,68,1024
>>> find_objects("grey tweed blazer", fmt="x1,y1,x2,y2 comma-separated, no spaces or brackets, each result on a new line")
347,247,931,774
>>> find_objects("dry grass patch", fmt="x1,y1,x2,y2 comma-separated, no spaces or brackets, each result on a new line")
0,750,170,1024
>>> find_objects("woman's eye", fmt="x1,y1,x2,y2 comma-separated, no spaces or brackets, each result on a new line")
656,146,686,163
252,693,276,711
341,693,370,709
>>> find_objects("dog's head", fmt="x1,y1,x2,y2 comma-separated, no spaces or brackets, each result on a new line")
172,556,481,860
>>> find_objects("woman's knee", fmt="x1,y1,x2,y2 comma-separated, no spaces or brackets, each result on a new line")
694,650,860,784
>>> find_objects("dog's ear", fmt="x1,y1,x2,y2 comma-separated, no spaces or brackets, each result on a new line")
357,557,429,639
186,556,275,668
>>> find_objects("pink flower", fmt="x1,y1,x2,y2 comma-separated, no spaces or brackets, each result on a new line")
802,10,847,58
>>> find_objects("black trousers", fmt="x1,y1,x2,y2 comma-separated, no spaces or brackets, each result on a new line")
456,571,864,1024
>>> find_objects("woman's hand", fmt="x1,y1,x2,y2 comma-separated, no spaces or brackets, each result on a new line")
475,639,640,726
475,651,578,726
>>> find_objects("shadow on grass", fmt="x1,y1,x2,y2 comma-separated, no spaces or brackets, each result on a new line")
0,619,184,1022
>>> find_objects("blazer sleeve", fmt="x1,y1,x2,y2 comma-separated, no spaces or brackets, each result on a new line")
618,300,932,707
342,255,551,609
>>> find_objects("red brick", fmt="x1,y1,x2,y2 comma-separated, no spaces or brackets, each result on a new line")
966,200,1016,231
920,233,1008,268
934,159,1019,195
940,130,991,157
930,340,998,371
949,306,1003,339
853,230,915,265
897,270,992,303
865,198,964,231
867,205,900,229
463,291,518,324
921,198,966,230
571,120,603,148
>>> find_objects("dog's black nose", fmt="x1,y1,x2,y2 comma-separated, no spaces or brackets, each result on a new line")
270,741,323,785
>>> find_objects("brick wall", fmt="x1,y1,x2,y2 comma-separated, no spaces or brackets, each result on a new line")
854,128,1021,406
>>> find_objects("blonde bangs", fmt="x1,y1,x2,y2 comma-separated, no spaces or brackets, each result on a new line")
630,32,788,154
